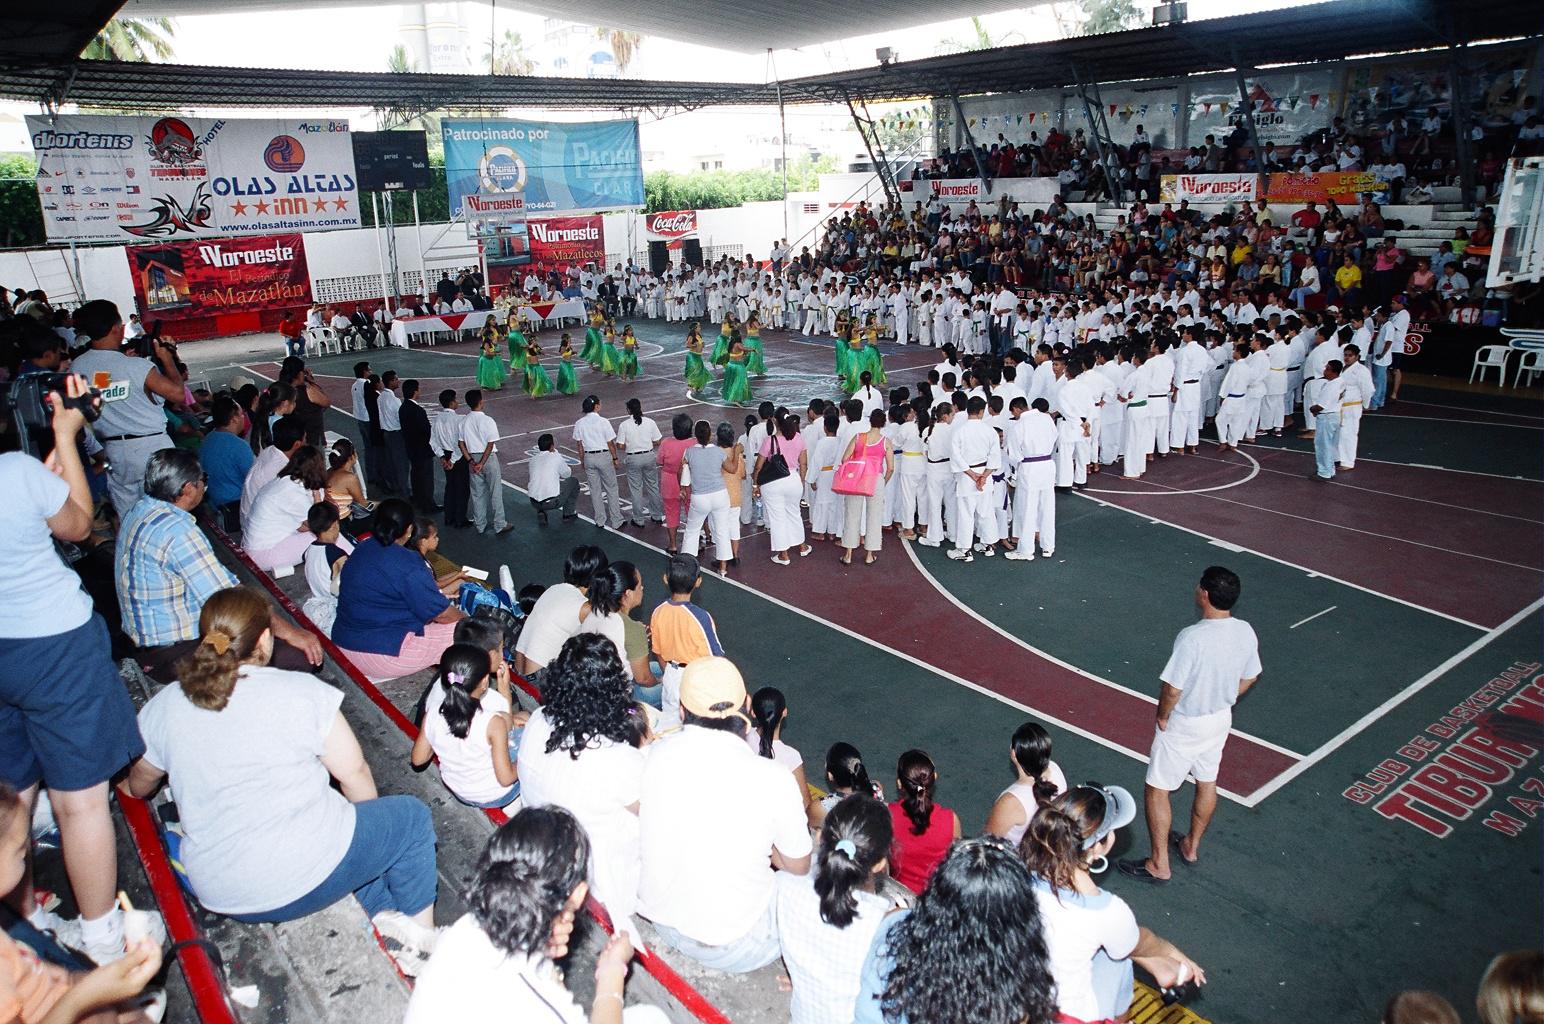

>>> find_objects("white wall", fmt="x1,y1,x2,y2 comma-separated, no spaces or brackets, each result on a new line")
0,245,135,314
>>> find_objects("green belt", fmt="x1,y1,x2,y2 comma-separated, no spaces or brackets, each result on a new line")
1129,400,1148,408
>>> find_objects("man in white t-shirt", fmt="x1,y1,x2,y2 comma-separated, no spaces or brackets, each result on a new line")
458,390,510,536
638,658,811,972
1119,566,1260,883
526,433,579,525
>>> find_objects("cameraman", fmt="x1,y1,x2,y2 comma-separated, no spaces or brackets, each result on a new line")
0,373,150,963
69,299,184,519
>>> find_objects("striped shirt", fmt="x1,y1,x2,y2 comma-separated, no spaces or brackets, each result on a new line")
116,497,237,647
648,598,723,666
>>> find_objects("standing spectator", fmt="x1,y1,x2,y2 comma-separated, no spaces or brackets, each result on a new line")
1119,566,1261,883
574,395,626,530
616,398,663,528
119,448,323,682
200,394,254,529
754,413,812,565
377,371,407,495
459,390,512,536
279,356,330,447
637,657,812,972
527,433,581,524
887,749,961,894
398,379,438,513
0,374,150,964
68,299,183,518
679,420,734,575
432,389,470,529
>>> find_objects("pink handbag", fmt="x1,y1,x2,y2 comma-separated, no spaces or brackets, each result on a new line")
831,456,879,497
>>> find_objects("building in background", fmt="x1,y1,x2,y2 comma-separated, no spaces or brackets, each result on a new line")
397,3,472,75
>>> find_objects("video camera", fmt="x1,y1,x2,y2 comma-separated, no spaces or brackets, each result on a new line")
4,372,102,460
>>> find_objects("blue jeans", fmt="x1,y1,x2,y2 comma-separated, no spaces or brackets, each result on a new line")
1370,362,1388,409
1314,416,1341,479
226,795,437,923
633,682,663,709
648,899,780,973
454,726,524,809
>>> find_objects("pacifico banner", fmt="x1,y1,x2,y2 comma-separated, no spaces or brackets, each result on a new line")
644,210,698,249
527,215,605,269
27,115,360,244
441,118,644,218
127,233,311,321
1159,173,1259,203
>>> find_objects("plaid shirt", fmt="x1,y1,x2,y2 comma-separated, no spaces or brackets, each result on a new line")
116,497,237,648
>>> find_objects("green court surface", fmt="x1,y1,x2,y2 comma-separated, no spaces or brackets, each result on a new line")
191,322,1543,1022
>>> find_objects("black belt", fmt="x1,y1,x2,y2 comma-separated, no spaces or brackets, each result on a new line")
927,456,950,463
1148,393,1169,398
626,450,652,455
1288,365,1302,371
1182,379,1199,384
99,431,163,443
585,449,610,454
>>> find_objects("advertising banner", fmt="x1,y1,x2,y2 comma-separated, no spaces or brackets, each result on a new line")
645,210,698,249
526,215,605,269
464,192,527,237
1159,173,1259,203
441,118,644,218
127,233,310,320
28,115,360,243
1186,68,1339,147
1262,170,1389,204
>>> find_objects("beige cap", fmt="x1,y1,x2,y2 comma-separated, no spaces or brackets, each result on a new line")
228,374,255,393
680,657,747,719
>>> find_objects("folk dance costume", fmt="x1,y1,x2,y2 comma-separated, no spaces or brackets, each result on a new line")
684,330,712,392
619,333,640,381
743,324,768,376
475,340,507,390
523,342,553,398
1005,407,1058,559
710,321,734,366
556,343,579,396
948,414,1002,561
722,350,753,404
506,327,529,369
598,329,623,376
1338,359,1373,469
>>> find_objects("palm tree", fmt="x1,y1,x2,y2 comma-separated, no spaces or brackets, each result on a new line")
485,30,535,76
387,44,417,74
595,27,643,73
81,17,174,61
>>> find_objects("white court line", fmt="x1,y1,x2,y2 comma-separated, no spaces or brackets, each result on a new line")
1387,399,1544,422
1369,412,1542,430
1289,606,1337,629
493,477,1252,805
1083,444,1261,496
1245,442,1543,484
1077,493,1490,632
1241,596,1544,807
900,539,1304,761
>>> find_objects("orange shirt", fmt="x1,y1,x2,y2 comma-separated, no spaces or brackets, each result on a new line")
0,932,71,1023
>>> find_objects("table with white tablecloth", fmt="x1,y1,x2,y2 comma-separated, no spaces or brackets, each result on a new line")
512,299,588,328
388,309,501,348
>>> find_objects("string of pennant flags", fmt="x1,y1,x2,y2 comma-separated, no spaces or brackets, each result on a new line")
882,92,1339,132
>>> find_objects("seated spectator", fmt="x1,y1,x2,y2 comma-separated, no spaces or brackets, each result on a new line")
887,749,962,894
404,807,667,1023
0,782,164,1020
810,742,886,829
118,449,322,683
576,561,643,682
199,394,254,530
984,721,1067,846
301,502,349,634
239,414,304,532
854,836,1056,1024
244,445,328,572
1022,785,1205,1021
410,643,521,810
513,545,609,686
1332,254,1363,305
324,438,374,532
649,553,725,726
410,517,466,594
748,686,813,820
1384,991,1461,1024
637,657,811,973
1476,951,1543,1024
518,633,647,937
776,794,897,1024
124,586,440,975
332,499,462,681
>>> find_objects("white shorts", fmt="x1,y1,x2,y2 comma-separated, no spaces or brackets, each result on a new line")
1145,708,1231,790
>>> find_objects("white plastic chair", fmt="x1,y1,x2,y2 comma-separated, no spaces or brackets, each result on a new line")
303,327,323,358
1470,344,1509,385
1515,348,1544,389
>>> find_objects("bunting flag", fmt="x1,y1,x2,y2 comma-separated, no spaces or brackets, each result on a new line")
1309,93,1320,109
1027,112,1036,123
1219,101,1230,113
1108,104,1117,116
1203,102,1213,115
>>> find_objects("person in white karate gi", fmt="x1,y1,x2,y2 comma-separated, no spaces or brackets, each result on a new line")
1119,349,1156,480
892,403,927,538
1298,325,1339,438
889,284,910,345
948,396,1002,562
919,403,956,548
1054,358,1096,490
1170,327,1210,454
1337,345,1373,471
807,411,843,540
1144,338,1176,457
1260,328,1293,436
1096,346,1127,467
1216,343,1253,451
1005,397,1058,561
1241,334,1270,441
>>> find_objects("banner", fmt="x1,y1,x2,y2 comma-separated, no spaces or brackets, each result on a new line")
645,210,698,249
927,179,988,203
127,233,310,321
28,115,360,243
441,118,644,218
527,215,605,270
464,192,527,238
1160,173,1259,203
1263,170,1389,205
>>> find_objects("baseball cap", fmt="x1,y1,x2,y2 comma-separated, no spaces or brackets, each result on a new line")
1080,784,1137,850
228,374,254,393
680,657,748,720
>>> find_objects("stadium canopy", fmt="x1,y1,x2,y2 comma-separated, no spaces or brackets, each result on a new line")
0,0,1538,112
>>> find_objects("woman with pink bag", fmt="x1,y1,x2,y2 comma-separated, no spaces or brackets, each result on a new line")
835,409,894,566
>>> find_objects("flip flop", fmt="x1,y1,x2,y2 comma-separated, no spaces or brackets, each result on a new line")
1116,858,1169,884
1169,832,1197,866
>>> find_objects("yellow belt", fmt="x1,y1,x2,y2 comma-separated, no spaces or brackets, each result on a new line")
1343,400,1363,407
1270,367,1286,372
820,465,834,471
902,451,925,456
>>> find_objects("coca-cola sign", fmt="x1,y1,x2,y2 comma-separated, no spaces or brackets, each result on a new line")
646,209,698,248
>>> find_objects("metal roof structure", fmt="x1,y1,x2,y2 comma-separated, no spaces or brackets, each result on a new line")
0,0,1539,113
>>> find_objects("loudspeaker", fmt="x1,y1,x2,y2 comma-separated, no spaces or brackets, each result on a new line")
648,240,669,275
681,238,703,267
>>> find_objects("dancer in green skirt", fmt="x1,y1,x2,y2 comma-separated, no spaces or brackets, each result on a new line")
581,309,605,368
710,313,735,366
476,337,507,390
722,338,753,404
619,325,640,381
684,323,711,393
599,322,623,375
524,337,553,398
506,321,528,368
743,315,767,376
555,333,579,395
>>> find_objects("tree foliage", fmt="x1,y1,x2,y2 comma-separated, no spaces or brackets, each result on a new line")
484,30,535,76
595,28,644,73
644,155,836,212
0,155,45,248
1076,0,1143,35
81,18,174,61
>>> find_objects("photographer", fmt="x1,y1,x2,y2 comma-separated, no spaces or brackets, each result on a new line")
69,299,184,518
0,373,151,964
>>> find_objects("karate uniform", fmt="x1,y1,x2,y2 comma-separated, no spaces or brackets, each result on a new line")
1054,374,1095,488
920,419,956,547
1097,360,1127,465
1006,410,1058,557
1169,341,1209,449
1143,351,1176,455
893,419,926,530
1338,361,1373,468
1242,348,1270,438
1260,340,1292,432
808,435,843,535
1216,359,1252,446
950,417,1002,555
1120,362,1156,478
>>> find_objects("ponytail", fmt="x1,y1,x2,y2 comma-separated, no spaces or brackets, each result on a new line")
1010,721,1060,804
176,587,272,712
626,397,644,426
437,643,493,741
825,741,874,798
814,794,892,928
896,749,937,836
750,686,787,760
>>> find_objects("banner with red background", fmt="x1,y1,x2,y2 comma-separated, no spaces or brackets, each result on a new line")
127,232,310,322
1263,171,1388,205
644,210,698,249
528,215,605,269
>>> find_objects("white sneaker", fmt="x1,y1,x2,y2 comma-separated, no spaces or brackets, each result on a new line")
947,548,974,562
83,909,167,965
980,546,995,557
1040,549,1054,559
373,910,440,958
1004,549,1034,561
29,906,83,951
917,537,941,548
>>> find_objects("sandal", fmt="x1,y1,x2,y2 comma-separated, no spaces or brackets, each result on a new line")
1116,858,1169,884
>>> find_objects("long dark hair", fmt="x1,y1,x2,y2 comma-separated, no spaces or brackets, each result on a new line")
826,741,875,798
880,837,1057,1024
626,397,644,425
277,445,327,490
1011,721,1060,805
468,807,589,958
436,643,493,740
814,794,892,928
585,563,633,617
254,381,296,451
672,412,694,441
541,633,633,760
896,749,937,836
749,686,787,759
372,498,415,545
1020,786,1109,895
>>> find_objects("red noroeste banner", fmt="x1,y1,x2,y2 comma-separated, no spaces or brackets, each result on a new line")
128,232,310,321
645,209,698,248
527,215,605,269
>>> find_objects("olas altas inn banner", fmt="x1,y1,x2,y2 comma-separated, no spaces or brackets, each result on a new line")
28,115,360,243
128,233,311,322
